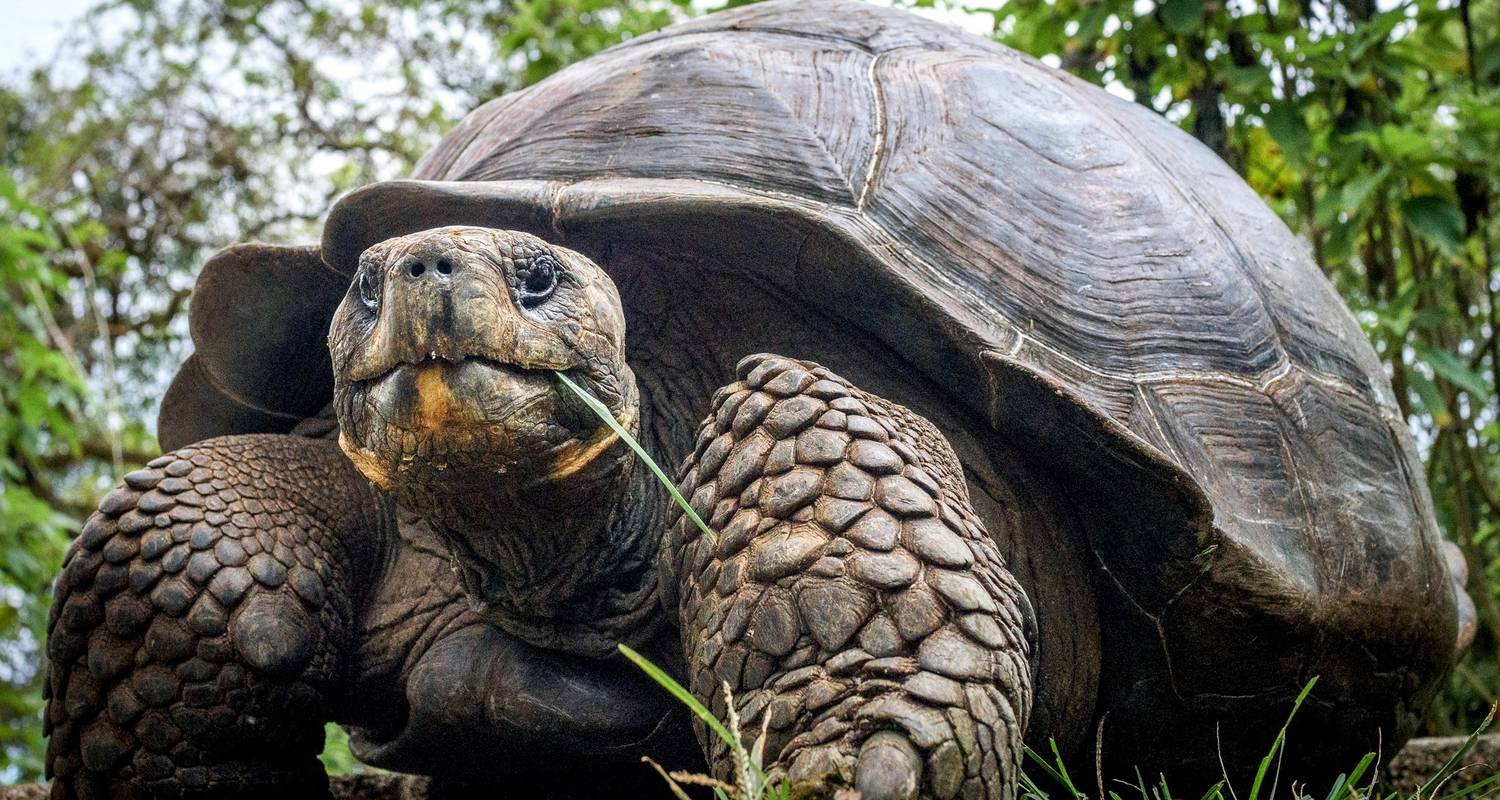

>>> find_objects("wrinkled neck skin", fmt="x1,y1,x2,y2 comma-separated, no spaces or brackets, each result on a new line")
395,406,671,659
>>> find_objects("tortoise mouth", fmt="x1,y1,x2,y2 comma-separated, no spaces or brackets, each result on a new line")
353,357,556,433
334,356,583,487
342,328,576,384
351,351,529,391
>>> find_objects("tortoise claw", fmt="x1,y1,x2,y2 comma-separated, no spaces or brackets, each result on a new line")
855,731,922,800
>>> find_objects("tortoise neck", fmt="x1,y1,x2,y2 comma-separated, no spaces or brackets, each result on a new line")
404,408,670,659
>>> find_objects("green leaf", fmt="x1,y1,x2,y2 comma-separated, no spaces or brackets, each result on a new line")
1478,41,1500,83
1314,184,1344,227
1338,165,1389,215
1159,0,1203,34
318,723,359,773
1322,219,1356,265
1264,104,1312,168
1377,125,1435,161
1074,4,1109,43
1407,367,1453,427
1400,196,1465,254
1416,344,1491,400
1222,66,1270,94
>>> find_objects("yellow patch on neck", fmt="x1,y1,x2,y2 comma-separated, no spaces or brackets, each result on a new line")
413,364,455,430
339,431,394,491
541,425,621,484
536,405,636,486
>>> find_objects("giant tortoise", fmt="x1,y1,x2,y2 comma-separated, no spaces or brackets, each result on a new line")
44,1,1473,798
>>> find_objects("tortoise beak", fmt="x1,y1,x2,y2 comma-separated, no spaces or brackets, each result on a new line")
328,226,637,492
341,233,577,384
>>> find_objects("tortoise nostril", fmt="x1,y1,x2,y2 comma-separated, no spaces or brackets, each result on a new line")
436,258,453,275
408,261,426,278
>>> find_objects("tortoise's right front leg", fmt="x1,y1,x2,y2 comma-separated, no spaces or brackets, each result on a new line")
44,434,392,799
665,355,1034,800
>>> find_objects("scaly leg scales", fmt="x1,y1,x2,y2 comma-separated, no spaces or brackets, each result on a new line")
45,435,390,799
665,355,1034,800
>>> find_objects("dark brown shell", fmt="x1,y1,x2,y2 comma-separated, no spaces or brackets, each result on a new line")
162,0,1459,768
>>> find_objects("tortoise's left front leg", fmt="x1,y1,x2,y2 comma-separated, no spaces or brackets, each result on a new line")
664,355,1034,800
43,435,392,799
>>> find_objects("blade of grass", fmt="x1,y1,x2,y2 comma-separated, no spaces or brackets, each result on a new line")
1050,739,1086,799
555,371,715,543
619,643,736,748
1156,770,1175,800
1024,745,1075,794
1019,770,1053,800
1415,704,1495,798
620,647,787,800
1024,743,1087,800
1326,753,1373,800
1129,766,1150,800
1321,773,1348,800
1248,677,1318,800
1435,772,1500,800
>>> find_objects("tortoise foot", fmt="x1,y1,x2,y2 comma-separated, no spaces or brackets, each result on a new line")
667,355,1033,800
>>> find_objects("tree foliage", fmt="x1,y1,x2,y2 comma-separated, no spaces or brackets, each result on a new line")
0,171,90,780
0,0,1494,782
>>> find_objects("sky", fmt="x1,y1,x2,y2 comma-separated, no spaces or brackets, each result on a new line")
0,0,95,74
0,0,996,75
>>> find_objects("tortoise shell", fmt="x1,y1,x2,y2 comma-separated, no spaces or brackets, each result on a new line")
160,0,1460,777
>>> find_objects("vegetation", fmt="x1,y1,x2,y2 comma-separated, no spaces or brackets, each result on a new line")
622,647,1500,799
626,607,1498,798
0,0,1495,786
0,171,90,780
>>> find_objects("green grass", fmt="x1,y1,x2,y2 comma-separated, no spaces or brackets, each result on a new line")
556,372,1500,800
554,372,716,544
1018,699,1496,800
623,646,1497,800
621,644,789,800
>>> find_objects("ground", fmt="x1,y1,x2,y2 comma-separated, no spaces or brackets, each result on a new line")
1,734,1495,798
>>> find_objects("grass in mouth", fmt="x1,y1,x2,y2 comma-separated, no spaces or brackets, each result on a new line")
555,371,716,544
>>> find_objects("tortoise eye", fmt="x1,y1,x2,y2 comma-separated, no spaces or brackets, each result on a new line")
518,255,559,308
357,268,380,310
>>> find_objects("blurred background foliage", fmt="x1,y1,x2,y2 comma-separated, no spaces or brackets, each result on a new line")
0,0,1493,782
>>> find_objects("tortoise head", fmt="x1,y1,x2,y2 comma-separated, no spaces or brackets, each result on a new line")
328,226,636,497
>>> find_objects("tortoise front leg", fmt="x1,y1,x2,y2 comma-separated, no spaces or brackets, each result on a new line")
44,434,392,799
665,355,1034,800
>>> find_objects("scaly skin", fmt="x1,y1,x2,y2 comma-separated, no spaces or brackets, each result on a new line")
666,355,1033,800
44,435,390,799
